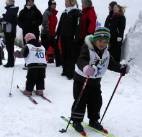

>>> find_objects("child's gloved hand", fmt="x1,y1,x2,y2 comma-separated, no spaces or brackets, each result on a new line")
120,64,130,76
83,65,97,77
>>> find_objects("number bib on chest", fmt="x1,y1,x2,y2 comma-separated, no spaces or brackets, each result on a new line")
25,44,47,65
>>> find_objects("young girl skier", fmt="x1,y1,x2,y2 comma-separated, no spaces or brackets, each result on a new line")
14,33,47,97
71,27,130,134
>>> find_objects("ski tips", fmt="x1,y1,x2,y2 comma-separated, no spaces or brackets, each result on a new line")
80,131,87,136
103,128,108,134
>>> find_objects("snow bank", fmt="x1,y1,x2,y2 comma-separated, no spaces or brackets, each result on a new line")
123,11,142,69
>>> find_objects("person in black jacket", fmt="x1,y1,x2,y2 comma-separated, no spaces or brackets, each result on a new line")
18,0,42,43
70,27,130,133
105,3,126,63
0,0,19,67
57,0,81,79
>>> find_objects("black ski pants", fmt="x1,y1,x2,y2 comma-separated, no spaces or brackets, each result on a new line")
71,79,102,122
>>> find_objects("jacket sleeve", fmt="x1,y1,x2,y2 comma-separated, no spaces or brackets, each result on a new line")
21,46,29,58
35,9,43,26
42,10,49,33
87,9,97,34
108,55,121,73
77,45,90,71
17,10,24,28
104,15,110,28
117,16,126,38
3,7,19,24
56,13,63,37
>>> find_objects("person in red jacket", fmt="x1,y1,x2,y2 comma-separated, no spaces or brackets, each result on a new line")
41,0,59,64
75,0,97,61
80,0,97,42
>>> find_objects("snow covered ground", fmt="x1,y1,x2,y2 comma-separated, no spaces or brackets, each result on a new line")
0,46,142,137
0,0,142,137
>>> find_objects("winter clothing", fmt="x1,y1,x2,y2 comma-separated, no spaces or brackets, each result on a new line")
80,7,97,40
0,4,19,67
91,27,111,42
35,90,44,96
73,121,85,133
105,13,126,62
26,67,46,91
23,90,32,97
83,65,95,77
14,38,47,92
41,7,61,66
0,37,4,65
89,120,104,130
0,47,2,65
71,34,126,125
18,5,42,41
4,33,15,67
120,64,130,76
57,7,81,79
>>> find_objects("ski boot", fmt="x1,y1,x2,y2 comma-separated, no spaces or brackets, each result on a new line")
35,90,44,96
89,120,108,133
73,121,86,136
23,90,32,97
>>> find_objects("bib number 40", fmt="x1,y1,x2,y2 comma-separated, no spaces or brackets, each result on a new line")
35,51,44,58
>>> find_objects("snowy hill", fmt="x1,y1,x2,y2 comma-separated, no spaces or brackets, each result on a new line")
123,11,142,69
0,1,142,137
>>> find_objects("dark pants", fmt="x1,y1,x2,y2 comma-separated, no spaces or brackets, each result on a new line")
0,47,2,65
41,34,61,66
5,33,15,66
26,68,46,92
61,36,76,78
109,40,122,63
71,79,102,122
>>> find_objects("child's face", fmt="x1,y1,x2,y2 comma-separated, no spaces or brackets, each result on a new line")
93,39,108,50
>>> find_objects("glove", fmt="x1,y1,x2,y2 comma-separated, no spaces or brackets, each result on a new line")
120,64,130,76
117,37,123,42
83,65,96,77
14,50,23,58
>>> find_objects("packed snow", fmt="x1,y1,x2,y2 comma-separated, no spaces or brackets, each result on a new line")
0,0,142,137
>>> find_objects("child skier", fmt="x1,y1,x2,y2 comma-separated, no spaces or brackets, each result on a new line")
71,27,129,133
14,33,47,96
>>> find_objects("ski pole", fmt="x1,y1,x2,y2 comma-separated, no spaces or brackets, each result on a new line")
100,73,123,124
59,77,89,133
9,57,16,97
100,57,134,124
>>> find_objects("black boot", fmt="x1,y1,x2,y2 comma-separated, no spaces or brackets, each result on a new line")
89,120,104,131
4,63,14,68
73,121,85,133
